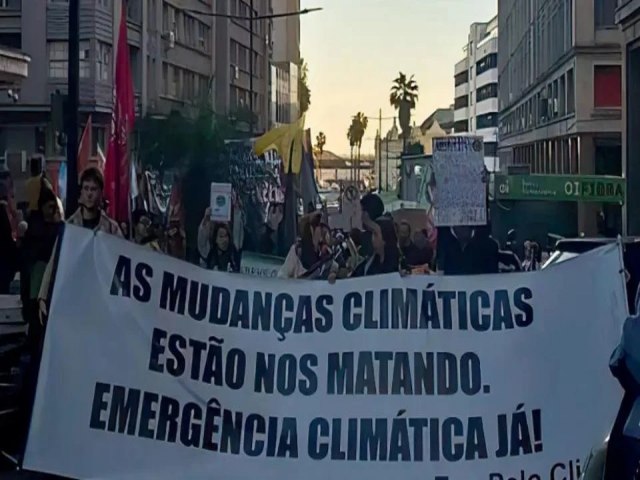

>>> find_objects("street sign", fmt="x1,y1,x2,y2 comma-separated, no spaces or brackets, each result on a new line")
494,174,625,204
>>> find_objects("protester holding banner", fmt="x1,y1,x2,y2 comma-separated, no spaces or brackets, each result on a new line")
279,212,337,279
205,222,241,273
359,192,384,256
436,225,499,275
132,209,161,253
66,168,122,236
351,216,401,277
398,220,433,271
37,168,122,319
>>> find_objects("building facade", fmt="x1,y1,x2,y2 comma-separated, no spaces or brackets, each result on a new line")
270,61,298,126
269,0,300,126
0,0,274,181
215,0,272,133
498,0,621,234
0,0,218,166
374,111,453,192
453,16,500,171
616,0,640,235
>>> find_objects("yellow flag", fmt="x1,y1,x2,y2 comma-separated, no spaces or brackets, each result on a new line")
254,115,305,174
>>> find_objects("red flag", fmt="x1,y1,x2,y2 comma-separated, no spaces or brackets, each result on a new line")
104,4,135,223
78,115,92,176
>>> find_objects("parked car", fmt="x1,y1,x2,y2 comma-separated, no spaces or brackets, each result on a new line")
543,237,640,314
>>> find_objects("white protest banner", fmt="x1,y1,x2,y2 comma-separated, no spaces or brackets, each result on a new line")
433,136,487,226
25,226,626,480
210,182,232,222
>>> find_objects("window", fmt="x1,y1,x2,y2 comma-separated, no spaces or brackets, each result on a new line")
0,33,21,49
454,70,469,87
96,42,111,82
171,66,179,97
476,83,498,102
184,15,196,46
594,65,622,107
96,0,110,9
484,142,498,158
79,41,90,78
162,63,169,95
163,4,176,33
594,0,616,27
126,0,141,23
476,53,497,75
129,46,141,91
198,22,210,52
0,0,9,8
48,41,68,78
453,120,468,133
454,95,468,110
567,68,575,114
476,113,498,129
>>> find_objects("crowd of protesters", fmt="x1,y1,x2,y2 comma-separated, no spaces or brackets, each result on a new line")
0,157,549,461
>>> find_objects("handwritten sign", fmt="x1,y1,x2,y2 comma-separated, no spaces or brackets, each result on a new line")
432,136,487,226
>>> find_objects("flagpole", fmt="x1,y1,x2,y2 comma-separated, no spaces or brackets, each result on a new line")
66,0,80,214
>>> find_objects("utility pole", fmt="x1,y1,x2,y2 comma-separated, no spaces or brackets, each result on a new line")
66,0,80,214
378,108,382,191
385,137,389,191
249,0,254,136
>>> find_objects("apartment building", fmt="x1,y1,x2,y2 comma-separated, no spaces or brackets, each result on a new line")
215,0,272,133
0,0,218,166
0,0,274,179
270,61,298,126
453,15,499,172
616,0,640,235
498,0,621,234
269,0,300,126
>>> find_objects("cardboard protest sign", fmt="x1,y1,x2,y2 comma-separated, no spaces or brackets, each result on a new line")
432,136,487,226
210,182,232,222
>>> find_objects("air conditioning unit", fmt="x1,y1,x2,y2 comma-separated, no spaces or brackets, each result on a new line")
162,31,176,50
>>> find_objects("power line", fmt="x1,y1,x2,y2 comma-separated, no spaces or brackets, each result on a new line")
183,7,323,20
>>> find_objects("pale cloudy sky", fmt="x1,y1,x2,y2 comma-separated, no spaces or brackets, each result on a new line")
300,0,497,156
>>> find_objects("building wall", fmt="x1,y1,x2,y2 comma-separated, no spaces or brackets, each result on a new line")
616,0,640,235
216,0,272,133
0,0,275,163
453,15,499,171
272,0,300,65
498,0,621,235
0,0,220,158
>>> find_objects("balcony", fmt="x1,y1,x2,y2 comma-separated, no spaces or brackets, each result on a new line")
453,106,469,122
0,47,29,87
454,82,469,99
475,97,498,116
475,67,498,89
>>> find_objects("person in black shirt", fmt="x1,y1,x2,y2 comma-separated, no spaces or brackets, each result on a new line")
436,225,499,275
398,220,433,268
206,223,241,272
352,217,401,277
359,192,384,257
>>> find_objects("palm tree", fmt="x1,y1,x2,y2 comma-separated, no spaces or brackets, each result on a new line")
347,124,357,183
390,72,419,152
351,112,368,184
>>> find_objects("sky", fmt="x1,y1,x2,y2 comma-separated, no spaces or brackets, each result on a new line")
300,0,497,156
